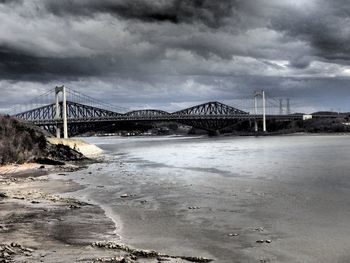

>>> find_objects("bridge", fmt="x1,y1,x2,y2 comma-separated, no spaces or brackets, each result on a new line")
11,86,308,138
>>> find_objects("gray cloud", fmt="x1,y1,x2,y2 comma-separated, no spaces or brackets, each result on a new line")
0,0,350,113
270,0,350,64
43,0,238,28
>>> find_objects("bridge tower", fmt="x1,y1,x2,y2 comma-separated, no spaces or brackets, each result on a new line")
254,90,267,132
279,99,283,115
286,98,291,115
55,85,68,139
254,95,258,132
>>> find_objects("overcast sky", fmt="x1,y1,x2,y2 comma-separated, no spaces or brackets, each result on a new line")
1,0,350,113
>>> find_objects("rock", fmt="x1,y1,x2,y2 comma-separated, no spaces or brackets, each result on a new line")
10,242,21,248
74,200,90,206
228,233,239,237
69,204,80,209
122,256,135,263
4,246,15,254
0,193,7,198
140,200,148,204
265,239,272,243
23,247,34,253
0,226,8,232
35,158,65,166
31,200,40,204
94,256,133,263
120,194,129,198
39,165,45,169
24,251,32,256
131,249,159,258
157,257,170,262
256,240,265,243
91,241,213,262
178,256,213,262
130,255,137,260
92,241,130,252
255,227,264,232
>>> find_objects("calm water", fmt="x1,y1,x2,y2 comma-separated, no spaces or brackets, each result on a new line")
67,135,350,263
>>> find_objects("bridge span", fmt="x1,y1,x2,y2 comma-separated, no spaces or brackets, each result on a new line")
11,86,313,138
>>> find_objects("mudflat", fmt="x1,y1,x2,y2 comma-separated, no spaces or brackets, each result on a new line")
71,135,350,263
3,135,350,263
0,164,213,263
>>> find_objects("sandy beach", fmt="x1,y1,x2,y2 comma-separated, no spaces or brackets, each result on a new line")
0,162,213,263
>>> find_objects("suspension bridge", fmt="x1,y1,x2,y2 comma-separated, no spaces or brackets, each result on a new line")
9,86,311,138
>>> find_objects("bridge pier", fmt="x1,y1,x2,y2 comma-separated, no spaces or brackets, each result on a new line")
56,126,61,138
55,85,68,139
254,90,267,133
254,96,258,132
254,120,258,132
208,130,220,136
263,91,266,132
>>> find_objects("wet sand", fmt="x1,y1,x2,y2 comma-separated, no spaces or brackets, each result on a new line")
61,157,278,263
3,135,350,263
65,135,350,263
0,164,213,263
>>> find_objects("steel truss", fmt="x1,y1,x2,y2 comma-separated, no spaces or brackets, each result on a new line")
174,101,248,115
14,100,303,135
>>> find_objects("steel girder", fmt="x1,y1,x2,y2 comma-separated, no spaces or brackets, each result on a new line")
14,103,57,121
125,109,170,117
14,101,121,121
173,101,248,116
176,119,240,132
66,101,121,119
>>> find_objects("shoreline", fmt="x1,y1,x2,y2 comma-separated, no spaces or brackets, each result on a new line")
84,131,350,139
0,159,214,262
3,133,350,262
0,162,118,262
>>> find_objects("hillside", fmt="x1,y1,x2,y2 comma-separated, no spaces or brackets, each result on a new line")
0,115,84,165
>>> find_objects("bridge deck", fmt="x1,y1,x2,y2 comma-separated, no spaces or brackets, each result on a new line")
24,114,305,125
13,99,343,135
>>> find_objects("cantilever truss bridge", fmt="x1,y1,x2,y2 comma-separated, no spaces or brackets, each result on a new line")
12,86,305,137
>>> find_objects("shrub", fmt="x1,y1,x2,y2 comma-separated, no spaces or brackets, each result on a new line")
0,115,48,164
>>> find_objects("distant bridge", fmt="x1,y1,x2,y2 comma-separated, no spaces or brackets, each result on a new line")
12,86,310,138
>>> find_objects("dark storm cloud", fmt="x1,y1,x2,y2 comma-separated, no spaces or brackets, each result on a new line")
270,0,350,65
43,0,237,28
0,0,304,80
0,46,106,81
1,0,350,112
0,43,176,82
0,0,22,3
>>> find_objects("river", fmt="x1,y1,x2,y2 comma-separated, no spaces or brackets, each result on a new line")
64,135,350,263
